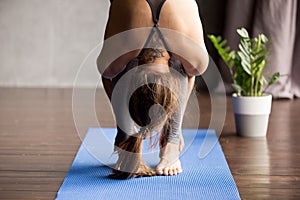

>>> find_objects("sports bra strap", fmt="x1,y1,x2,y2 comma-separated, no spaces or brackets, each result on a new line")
146,0,166,25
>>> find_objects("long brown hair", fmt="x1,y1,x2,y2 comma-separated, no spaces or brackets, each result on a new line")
110,49,184,179
130,68,181,139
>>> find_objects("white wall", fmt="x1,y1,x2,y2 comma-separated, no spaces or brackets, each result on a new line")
0,0,109,87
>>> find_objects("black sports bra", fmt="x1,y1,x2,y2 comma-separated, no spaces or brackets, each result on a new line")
139,0,186,75
111,0,186,84
139,0,172,57
110,0,172,57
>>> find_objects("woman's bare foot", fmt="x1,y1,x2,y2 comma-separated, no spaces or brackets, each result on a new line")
156,142,183,176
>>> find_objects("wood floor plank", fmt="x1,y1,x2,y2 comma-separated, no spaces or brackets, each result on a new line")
0,191,57,200
237,187,300,200
234,175,300,189
0,154,75,171
0,170,67,178
0,176,63,191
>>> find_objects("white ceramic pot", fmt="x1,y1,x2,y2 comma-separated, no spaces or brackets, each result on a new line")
232,93,272,137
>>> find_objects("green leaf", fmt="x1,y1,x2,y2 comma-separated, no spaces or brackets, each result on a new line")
256,49,266,56
268,72,280,86
237,28,249,38
239,43,250,57
254,60,265,76
254,56,266,68
207,35,217,43
238,52,251,75
263,72,281,94
232,83,242,95
207,34,235,71
261,34,269,43
216,36,222,42
228,51,235,58
219,39,228,47
254,34,262,53
224,46,230,53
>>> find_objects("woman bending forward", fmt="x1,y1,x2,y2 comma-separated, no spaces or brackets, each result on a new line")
97,0,208,178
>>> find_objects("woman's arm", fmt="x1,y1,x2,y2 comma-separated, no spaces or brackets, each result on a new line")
97,7,140,78
97,0,153,78
160,0,209,76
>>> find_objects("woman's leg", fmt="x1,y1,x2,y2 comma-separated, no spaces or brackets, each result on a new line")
102,76,132,148
157,76,195,176
102,77,113,101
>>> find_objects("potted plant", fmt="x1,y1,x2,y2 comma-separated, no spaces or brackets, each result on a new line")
208,28,280,137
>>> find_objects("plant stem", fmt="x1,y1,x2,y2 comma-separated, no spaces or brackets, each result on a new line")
251,62,254,96
251,76,254,96
254,36,261,96
255,75,259,96
250,38,254,96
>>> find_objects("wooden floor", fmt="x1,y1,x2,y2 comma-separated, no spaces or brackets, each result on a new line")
0,87,299,199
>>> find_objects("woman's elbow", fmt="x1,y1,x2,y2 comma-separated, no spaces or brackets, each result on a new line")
96,55,113,78
97,57,107,77
196,53,209,75
184,52,209,76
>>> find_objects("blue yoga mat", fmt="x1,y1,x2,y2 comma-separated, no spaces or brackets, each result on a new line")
56,128,240,200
